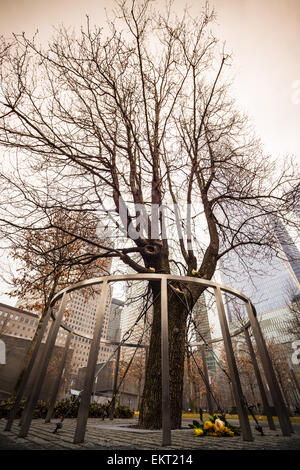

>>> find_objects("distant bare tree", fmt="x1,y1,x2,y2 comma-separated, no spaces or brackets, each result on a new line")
5,209,110,394
266,339,296,410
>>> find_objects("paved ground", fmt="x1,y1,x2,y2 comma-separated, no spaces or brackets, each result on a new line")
1,417,300,451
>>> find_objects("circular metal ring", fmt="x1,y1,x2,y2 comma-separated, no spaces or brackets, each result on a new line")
50,273,254,342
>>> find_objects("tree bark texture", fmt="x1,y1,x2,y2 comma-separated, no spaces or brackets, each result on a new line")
139,280,204,429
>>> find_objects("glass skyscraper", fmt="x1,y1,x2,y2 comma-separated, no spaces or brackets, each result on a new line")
219,214,300,408
221,215,300,320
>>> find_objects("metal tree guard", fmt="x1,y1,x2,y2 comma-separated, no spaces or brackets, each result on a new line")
5,273,293,446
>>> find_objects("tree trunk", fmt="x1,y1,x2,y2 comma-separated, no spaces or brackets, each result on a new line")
139,280,204,429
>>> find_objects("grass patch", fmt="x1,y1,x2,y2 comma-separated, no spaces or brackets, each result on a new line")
181,412,300,423
134,411,300,423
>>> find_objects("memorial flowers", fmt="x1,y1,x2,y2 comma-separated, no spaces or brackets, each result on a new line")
190,414,240,437
193,428,204,436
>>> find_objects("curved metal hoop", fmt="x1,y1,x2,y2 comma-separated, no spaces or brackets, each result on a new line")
51,273,255,305
49,273,256,341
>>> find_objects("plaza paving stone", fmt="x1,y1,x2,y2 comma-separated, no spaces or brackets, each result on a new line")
0,417,300,450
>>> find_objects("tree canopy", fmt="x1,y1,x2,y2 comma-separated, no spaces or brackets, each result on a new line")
0,0,298,278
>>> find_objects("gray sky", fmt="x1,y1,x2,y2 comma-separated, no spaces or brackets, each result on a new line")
0,0,299,304
1,0,299,157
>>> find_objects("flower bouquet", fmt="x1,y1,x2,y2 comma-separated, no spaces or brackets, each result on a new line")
189,414,240,437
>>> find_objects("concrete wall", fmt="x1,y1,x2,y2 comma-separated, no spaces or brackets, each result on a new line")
76,360,141,410
0,334,73,402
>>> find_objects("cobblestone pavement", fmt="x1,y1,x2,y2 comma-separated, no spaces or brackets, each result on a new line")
1,417,300,450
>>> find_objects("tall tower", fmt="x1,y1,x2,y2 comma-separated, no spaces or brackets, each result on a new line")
220,214,300,319
220,215,300,408
120,278,152,360
192,294,216,373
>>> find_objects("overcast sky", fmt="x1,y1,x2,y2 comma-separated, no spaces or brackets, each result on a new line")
1,0,299,157
0,0,299,305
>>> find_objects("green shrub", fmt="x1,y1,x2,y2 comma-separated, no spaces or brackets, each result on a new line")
0,397,134,420
0,398,26,418
53,398,79,418
88,402,108,418
0,398,49,419
33,400,50,418
114,404,134,419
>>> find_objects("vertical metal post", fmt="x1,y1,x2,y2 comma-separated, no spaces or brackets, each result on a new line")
161,277,171,446
45,331,72,423
246,301,293,435
5,307,53,431
18,316,57,428
214,287,253,441
18,292,68,438
243,326,276,430
200,346,213,415
110,346,121,420
73,281,108,444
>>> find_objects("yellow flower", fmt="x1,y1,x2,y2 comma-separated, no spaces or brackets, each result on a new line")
204,420,214,430
194,428,204,436
222,427,233,436
207,428,216,435
215,418,225,430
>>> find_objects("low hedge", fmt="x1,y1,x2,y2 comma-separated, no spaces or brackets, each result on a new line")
0,397,134,419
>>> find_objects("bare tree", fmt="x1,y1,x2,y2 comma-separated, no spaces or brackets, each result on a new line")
0,0,298,428
118,350,145,410
4,209,110,393
265,339,296,411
